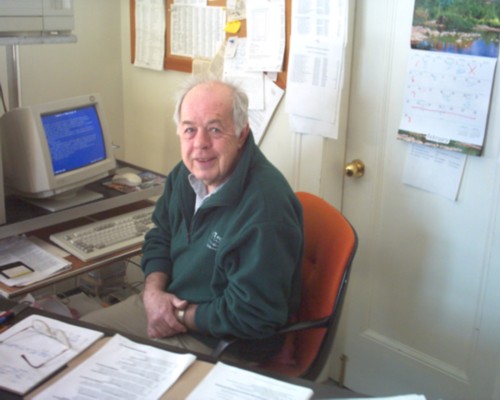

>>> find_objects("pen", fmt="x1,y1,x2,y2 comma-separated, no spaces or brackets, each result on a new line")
0,301,30,325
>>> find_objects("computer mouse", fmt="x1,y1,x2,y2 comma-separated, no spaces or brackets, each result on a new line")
111,172,142,187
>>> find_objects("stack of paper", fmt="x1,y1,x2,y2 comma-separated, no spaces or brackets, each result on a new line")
0,236,71,288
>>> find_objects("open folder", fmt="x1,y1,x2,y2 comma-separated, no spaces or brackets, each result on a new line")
0,314,103,395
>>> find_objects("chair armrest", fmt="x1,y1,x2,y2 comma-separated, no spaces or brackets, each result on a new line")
277,316,330,334
211,337,238,358
210,316,331,359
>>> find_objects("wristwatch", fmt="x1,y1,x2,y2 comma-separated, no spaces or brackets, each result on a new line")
176,309,186,324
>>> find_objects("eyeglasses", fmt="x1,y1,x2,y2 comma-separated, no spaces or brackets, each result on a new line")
0,319,71,368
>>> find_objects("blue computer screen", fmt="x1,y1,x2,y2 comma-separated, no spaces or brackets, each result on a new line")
41,104,107,175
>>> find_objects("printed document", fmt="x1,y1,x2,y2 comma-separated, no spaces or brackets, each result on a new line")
134,0,166,70
245,0,286,72
187,362,314,400
248,75,285,145
223,37,265,110
170,4,226,59
286,0,349,138
403,143,467,201
33,334,196,400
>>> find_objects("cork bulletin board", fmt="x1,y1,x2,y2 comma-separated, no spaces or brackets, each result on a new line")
129,0,291,89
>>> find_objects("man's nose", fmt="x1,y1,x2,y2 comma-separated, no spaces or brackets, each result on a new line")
194,129,211,148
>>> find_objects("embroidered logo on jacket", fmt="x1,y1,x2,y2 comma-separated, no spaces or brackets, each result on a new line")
207,231,222,251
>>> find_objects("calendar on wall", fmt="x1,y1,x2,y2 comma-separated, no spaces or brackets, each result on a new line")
397,0,499,156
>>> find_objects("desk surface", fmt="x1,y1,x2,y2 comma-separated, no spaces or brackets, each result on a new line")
0,160,164,240
0,298,364,400
0,160,165,299
0,200,155,299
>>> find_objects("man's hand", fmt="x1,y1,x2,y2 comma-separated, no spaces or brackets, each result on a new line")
143,272,188,338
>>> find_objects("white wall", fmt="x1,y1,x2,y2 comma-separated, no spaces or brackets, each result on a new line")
0,0,125,159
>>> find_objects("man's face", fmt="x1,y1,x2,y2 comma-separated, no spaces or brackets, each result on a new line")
178,82,249,193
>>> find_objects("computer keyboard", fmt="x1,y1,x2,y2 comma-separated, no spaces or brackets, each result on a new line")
50,206,155,261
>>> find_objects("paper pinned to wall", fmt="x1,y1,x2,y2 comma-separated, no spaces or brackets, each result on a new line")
134,0,166,71
248,75,285,145
285,0,349,139
397,1,500,156
220,38,283,145
223,38,265,110
245,0,286,73
398,50,496,156
226,0,246,21
286,38,345,130
170,4,226,59
402,143,467,201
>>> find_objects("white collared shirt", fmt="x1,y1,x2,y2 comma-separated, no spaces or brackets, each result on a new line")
188,175,226,213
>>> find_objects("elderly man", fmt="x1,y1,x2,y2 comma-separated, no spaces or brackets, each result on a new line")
83,76,303,363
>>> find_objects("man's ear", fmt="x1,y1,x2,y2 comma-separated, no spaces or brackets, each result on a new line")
238,124,250,148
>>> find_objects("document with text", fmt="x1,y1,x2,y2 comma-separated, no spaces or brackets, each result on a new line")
170,4,226,59
33,334,196,400
286,0,349,139
187,362,314,400
134,0,166,70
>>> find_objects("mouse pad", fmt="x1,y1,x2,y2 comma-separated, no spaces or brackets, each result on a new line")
102,171,165,194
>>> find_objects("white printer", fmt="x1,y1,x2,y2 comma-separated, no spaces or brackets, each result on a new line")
0,0,74,37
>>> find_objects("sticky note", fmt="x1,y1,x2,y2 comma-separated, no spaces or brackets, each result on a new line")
225,20,241,34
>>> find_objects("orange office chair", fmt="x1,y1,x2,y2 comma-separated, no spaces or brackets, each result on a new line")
212,191,358,381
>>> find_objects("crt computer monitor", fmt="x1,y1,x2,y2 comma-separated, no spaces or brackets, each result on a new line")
0,94,117,212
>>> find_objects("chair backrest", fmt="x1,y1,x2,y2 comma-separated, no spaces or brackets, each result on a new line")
261,191,358,380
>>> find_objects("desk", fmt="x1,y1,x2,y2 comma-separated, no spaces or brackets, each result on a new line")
0,298,364,400
0,160,165,299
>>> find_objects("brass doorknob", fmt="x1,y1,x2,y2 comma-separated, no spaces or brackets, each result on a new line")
345,159,365,178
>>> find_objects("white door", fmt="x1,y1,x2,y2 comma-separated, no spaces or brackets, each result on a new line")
329,1,500,399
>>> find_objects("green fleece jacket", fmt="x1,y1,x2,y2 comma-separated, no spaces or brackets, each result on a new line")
141,133,303,343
